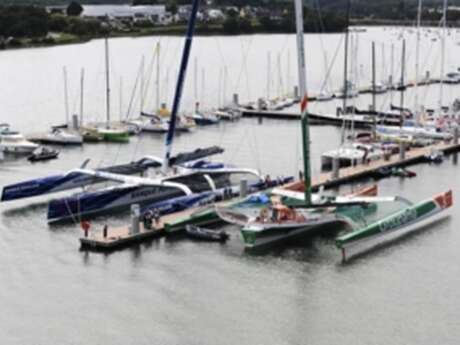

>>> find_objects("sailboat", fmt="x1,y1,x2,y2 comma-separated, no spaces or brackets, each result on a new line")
93,37,130,143
41,67,83,146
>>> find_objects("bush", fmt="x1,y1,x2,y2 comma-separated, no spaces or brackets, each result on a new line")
222,16,240,34
49,14,68,32
0,5,49,38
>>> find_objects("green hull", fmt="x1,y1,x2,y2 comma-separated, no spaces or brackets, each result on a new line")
100,130,130,143
164,209,219,233
336,190,452,249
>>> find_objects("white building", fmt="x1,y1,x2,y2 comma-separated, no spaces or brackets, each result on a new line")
81,5,166,21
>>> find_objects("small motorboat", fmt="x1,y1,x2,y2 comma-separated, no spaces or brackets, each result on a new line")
369,167,393,179
392,168,417,178
28,147,59,162
185,225,229,242
424,149,444,164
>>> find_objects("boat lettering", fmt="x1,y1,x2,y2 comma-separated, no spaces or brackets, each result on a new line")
131,188,156,199
379,208,417,233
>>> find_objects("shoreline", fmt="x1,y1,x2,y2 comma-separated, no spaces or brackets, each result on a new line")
2,21,458,52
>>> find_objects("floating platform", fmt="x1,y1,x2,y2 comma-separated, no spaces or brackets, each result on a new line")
312,141,460,189
79,198,243,251
80,223,165,250
79,140,460,252
242,110,400,128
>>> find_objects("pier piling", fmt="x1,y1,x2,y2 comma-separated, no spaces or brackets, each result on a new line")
232,93,239,106
131,204,141,234
72,114,79,129
332,157,340,179
240,179,248,197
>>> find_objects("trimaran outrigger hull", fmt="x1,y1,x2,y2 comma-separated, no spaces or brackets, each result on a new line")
336,190,453,260
0,146,224,202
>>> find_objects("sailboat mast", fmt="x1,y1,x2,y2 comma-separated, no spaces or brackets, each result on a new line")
372,41,376,137
342,0,351,113
140,55,145,114
372,41,376,112
161,0,200,173
399,39,406,127
287,49,290,95
104,36,111,129
277,52,282,98
119,76,123,121
63,66,69,125
80,68,85,126
439,0,448,116
201,67,205,106
266,52,271,101
223,66,228,106
156,42,160,112
390,43,394,105
294,0,311,206
414,0,422,124
194,56,198,110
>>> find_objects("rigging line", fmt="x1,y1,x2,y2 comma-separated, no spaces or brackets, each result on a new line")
319,35,344,94
141,47,158,112
125,60,143,120
235,36,254,102
212,36,236,96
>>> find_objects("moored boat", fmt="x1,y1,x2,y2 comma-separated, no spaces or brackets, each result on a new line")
185,225,229,242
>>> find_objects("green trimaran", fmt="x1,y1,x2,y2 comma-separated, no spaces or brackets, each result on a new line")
215,0,453,256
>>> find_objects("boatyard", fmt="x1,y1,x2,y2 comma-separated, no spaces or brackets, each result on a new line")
3,0,460,342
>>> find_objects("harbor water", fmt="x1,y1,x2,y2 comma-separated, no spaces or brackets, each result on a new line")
1,27,460,344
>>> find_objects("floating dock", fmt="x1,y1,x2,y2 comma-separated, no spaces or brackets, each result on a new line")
312,141,460,189
80,224,164,250
80,140,460,251
79,198,243,251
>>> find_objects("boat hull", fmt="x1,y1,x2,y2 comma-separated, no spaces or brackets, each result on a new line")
336,190,453,250
241,216,344,248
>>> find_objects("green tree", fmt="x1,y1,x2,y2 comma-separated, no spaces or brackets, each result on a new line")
239,17,253,33
222,16,240,34
166,0,178,15
67,1,83,17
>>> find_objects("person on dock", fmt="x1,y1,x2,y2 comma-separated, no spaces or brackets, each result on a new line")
265,174,272,187
143,211,153,230
362,147,369,165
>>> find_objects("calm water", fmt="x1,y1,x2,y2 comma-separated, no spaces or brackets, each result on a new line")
1,27,460,344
